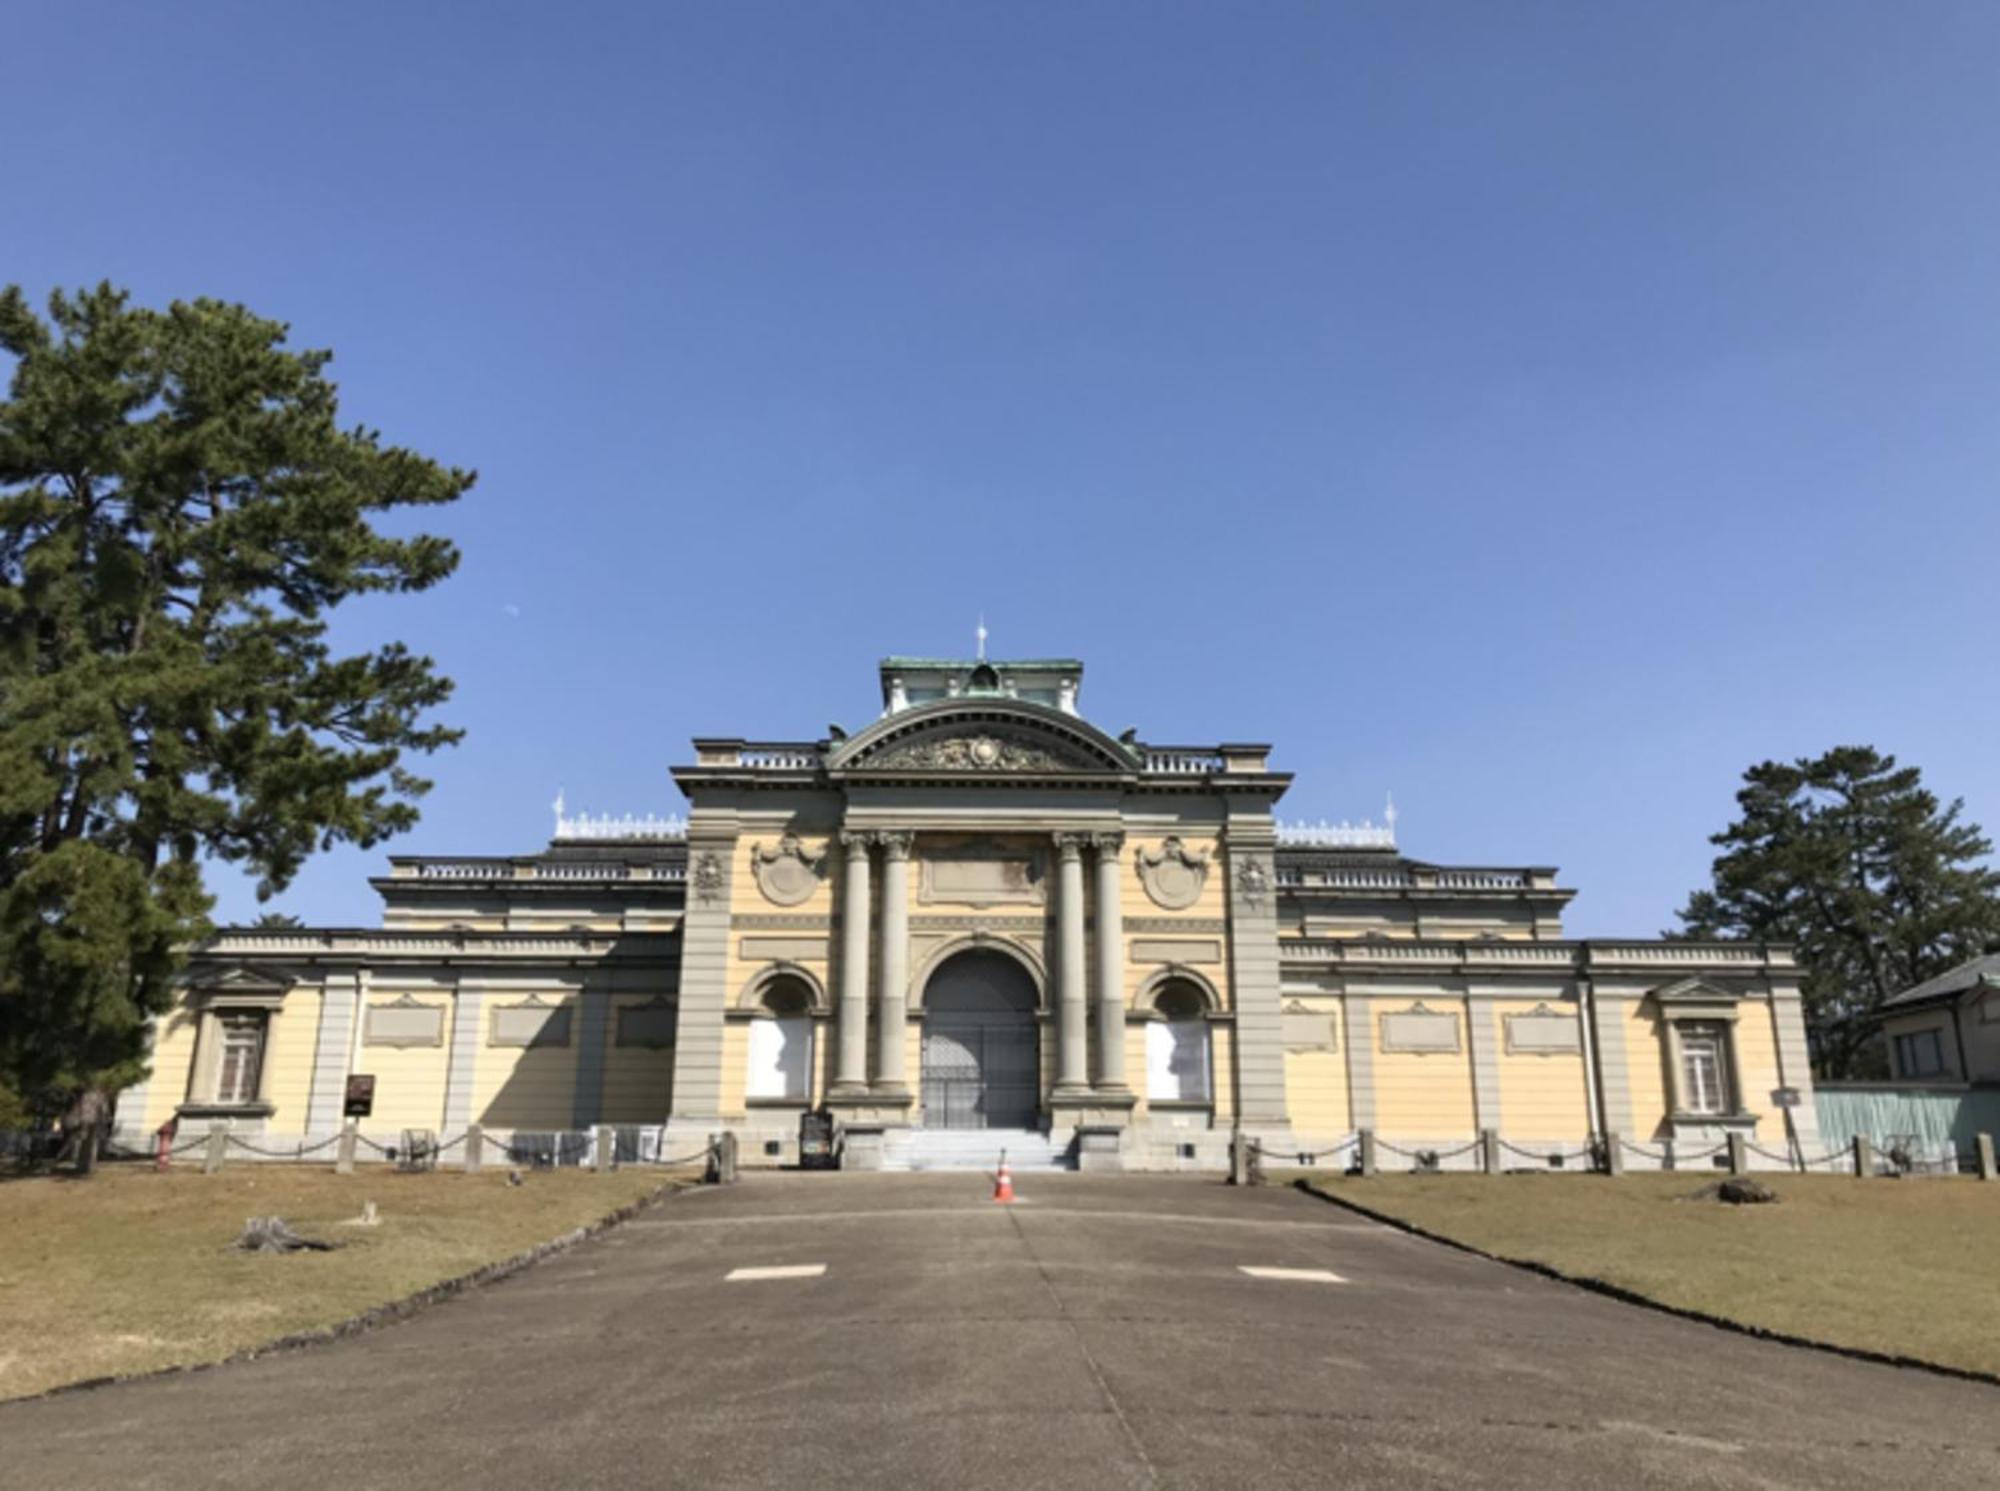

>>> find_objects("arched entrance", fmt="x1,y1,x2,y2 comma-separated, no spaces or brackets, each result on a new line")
921,950,1040,1130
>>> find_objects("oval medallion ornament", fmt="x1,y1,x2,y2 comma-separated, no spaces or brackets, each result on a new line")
750,834,825,907
1135,836,1210,911
969,737,1002,767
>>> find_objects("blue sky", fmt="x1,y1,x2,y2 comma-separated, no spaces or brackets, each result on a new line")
7,4,1997,935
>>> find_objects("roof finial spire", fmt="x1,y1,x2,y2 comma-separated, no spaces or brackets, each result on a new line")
975,615,988,661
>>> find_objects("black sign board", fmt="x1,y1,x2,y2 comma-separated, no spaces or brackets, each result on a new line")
1771,1086,1802,1109
344,1074,377,1118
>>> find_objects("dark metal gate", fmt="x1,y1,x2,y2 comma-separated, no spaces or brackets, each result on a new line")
920,950,1041,1130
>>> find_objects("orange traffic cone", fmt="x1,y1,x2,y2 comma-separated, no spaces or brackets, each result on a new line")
992,1153,1015,1204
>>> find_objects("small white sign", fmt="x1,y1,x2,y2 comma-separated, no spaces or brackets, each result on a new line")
725,1264,827,1282
1238,1266,1347,1283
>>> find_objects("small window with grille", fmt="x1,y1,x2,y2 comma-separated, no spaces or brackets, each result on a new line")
215,1013,267,1105
1677,1022,1730,1116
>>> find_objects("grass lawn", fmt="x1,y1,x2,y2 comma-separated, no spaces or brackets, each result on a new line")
1300,1172,2000,1378
0,1162,697,1400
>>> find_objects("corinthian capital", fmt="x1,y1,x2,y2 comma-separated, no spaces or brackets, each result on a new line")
1052,832,1090,860
839,829,873,858
1088,831,1125,855
873,829,915,859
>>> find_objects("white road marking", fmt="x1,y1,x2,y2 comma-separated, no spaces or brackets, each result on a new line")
1238,1265,1347,1283
725,1264,827,1282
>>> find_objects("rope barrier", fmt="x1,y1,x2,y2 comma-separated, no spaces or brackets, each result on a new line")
640,1146,718,1168
1618,1138,1671,1161
225,1135,310,1158
1497,1139,1598,1164
1250,1137,1357,1165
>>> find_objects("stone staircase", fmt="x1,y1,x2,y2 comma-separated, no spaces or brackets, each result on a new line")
882,1127,1072,1173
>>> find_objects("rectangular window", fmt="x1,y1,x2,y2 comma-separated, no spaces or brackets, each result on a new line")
746,1017,811,1101
1678,1022,1729,1116
1893,1029,1946,1079
1146,1020,1212,1103
215,1014,267,1104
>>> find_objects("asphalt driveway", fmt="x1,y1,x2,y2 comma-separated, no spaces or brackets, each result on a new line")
4,1173,1996,1489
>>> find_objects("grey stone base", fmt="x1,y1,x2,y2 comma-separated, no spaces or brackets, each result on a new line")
1075,1125,1127,1173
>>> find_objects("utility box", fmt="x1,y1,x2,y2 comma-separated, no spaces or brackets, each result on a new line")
799,1110,839,1170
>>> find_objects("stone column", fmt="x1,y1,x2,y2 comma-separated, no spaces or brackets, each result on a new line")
1053,834,1091,1095
1091,833,1128,1093
832,831,873,1097
873,831,913,1098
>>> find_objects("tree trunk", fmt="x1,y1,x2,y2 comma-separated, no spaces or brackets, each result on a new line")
57,1087,110,1175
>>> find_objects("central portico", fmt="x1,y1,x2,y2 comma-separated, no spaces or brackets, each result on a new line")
661,655,1294,1168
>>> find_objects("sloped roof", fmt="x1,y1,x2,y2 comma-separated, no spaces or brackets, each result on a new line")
1882,952,2000,1010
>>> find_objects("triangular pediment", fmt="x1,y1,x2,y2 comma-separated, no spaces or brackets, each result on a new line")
198,964,296,994
1649,977,1740,1006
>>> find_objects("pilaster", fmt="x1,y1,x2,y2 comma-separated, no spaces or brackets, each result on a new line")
1091,832,1129,1096
1584,979,1636,1136
305,970,362,1136
571,982,609,1131
1343,995,1377,1130
668,822,738,1125
1223,824,1289,1128
443,982,483,1136
1768,987,1822,1151
1468,998,1501,1133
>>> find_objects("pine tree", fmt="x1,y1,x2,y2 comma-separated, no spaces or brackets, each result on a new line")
0,284,470,1154
1677,746,2000,1078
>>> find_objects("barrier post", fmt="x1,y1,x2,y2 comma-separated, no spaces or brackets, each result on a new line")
1852,1135,1874,1178
594,1125,616,1172
1603,1132,1624,1177
203,1126,227,1175
464,1124,484,1176
1976,1133,1996,1183
706,1132,738,1185
1358,1129,1377,1178
1726,1133,1747,1175
1480,1129,1502,1176
335,1119,358,1176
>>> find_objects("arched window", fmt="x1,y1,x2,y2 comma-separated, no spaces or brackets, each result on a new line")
1146,980,1212,1104
746,975,814,1102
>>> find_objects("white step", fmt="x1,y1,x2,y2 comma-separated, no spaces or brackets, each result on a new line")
880,1128,1072,1172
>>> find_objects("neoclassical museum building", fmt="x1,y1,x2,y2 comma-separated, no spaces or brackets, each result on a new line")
116,654,1822,1171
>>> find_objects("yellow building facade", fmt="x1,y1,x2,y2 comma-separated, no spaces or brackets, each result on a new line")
117,654,1821,1171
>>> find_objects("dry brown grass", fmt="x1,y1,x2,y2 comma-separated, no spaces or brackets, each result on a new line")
0,1162,696,1400
1303,1171,2000,1378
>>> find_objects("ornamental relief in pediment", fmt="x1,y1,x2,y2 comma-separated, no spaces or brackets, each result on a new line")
862,730,1086,772
1136,837,1210,911
749,834,825,907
